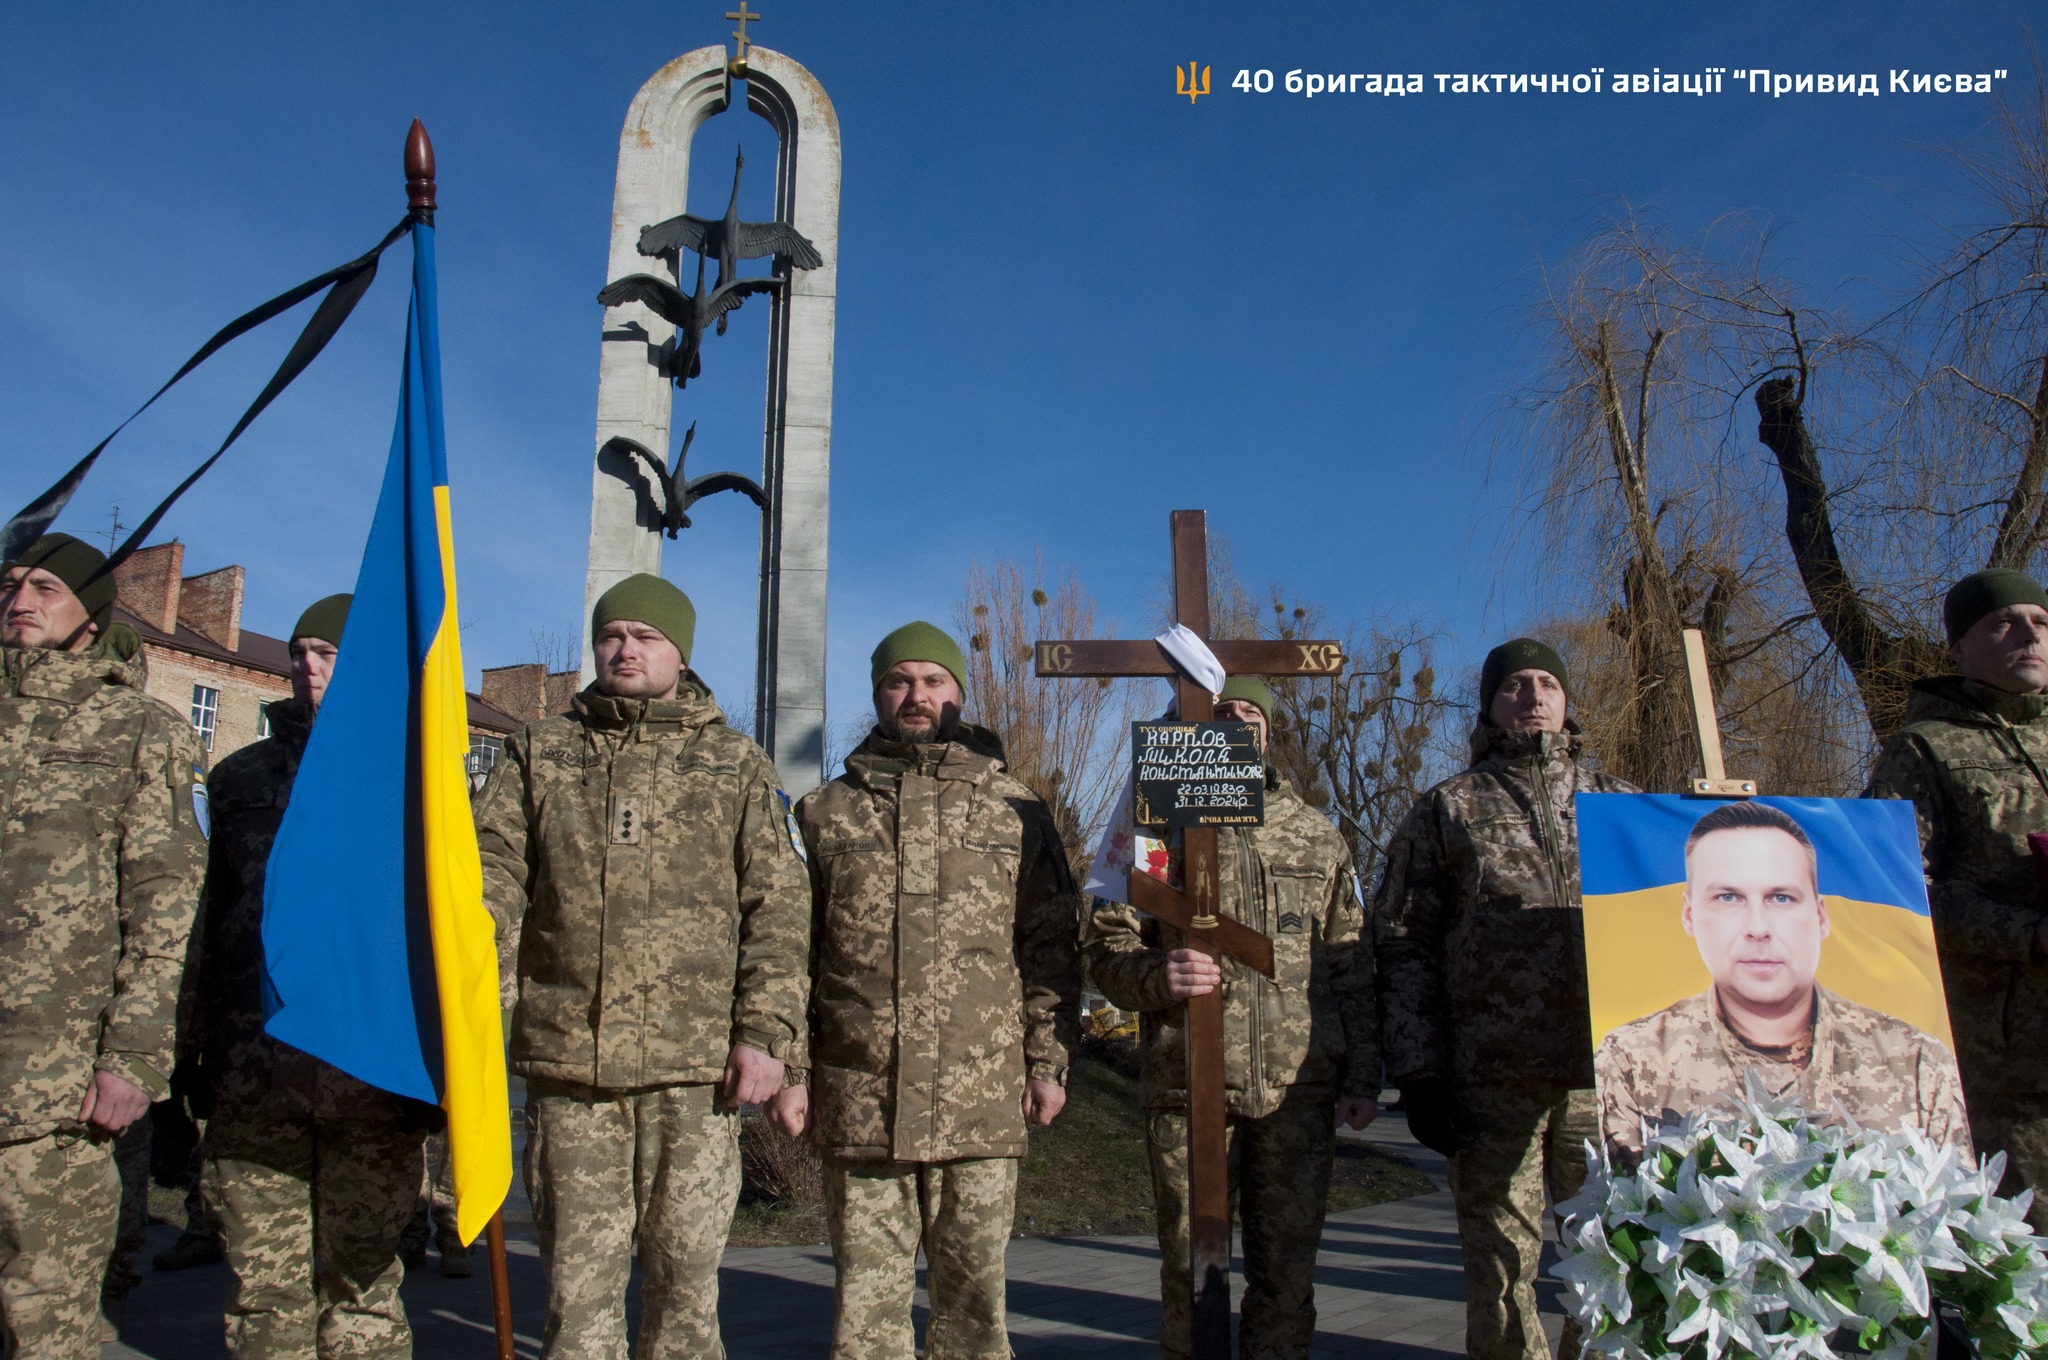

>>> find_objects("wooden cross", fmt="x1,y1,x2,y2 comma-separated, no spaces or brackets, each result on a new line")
1036,509,1345,1359
725,2,761,66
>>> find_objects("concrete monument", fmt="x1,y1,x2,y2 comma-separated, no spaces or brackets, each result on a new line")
582,13,839,794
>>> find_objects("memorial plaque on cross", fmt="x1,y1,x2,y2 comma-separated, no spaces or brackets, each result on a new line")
1035,509,1345,1359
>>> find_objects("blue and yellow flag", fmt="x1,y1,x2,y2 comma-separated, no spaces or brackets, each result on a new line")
1576,793,1953,1052
261,217,510,1245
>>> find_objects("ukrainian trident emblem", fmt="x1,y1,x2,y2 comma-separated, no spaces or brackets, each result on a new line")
1176,62,1210,104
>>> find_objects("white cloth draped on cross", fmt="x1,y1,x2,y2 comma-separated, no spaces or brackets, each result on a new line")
1083,626,1230,904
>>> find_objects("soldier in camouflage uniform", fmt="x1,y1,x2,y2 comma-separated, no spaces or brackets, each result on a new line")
475,574,811,1360
1084,676,1376,1360
1595,800,1969,1161
0,533,208,1360
1375,638,1636,1360
1867,568,2048,1230
187,593,438,1359
767,622,1081,1360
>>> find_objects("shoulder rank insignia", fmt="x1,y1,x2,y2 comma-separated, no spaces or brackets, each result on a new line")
776,789,806,863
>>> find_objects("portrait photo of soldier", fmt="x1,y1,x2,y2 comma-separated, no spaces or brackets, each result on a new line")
1594,799,1969,1162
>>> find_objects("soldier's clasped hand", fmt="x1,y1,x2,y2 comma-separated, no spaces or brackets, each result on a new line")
1333,1096,1379,1131
1164,948,1223,999
1021,1078,1066,1126
766,1084,808,1138
78,1070,150,1134
722,1044,786,1107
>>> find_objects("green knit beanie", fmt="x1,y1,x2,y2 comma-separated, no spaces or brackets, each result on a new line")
1480,637,1569,718
291,594,351,646
7,533,115,628
1219,675,1276,725
1944,569,2048,644
870,621,967,692
591,573,696,660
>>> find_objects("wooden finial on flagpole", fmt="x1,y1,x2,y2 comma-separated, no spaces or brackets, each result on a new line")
405,119,436,223
1682,628,1757,797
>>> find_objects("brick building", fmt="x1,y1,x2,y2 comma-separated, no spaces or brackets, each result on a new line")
469,662,581,780
110,541,522,769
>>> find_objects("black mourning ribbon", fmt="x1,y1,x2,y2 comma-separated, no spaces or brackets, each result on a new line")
0,214,416,584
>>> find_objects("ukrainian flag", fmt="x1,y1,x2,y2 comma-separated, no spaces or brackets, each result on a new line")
1577,793,1953,1053
261,215,511,1245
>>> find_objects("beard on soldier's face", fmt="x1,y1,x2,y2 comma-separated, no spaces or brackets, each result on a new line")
886,707,952,744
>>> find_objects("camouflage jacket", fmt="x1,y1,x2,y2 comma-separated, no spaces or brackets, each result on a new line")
795,725,1081,1162
1375,723,1637,1089
1594,985,1971,1162
1866,676,2048,1102
184,698,430,1124
474,681,812,1090
1084,770,1374,1119
0,641,207,1136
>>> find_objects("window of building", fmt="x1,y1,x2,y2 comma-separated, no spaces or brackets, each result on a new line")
255,702,272,740
467,735,503,779
190,685,219,751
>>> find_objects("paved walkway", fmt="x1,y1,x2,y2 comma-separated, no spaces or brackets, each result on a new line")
106,1114,1568,1358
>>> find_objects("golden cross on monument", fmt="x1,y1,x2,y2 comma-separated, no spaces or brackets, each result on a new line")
725,2,762,72
1035,509,1345,1359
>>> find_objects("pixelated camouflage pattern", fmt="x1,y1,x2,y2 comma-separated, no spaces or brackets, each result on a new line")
1147,1095,1334,1360
475,680,812,1088
0,1131,116,1360
1084,770,1374,1119
0,642,208,1136
823,1154,1016,1360
1594,985,1972,1162
796,725,1081,1162
523,1077,740,1360
99,1120,148,1318
204,1110,424,1360
1374,724,1637,1088
1448,1083,1597,1360
183,698,429,1123
1866,676,2048,1107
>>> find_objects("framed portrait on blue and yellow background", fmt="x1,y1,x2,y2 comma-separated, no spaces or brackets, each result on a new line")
1576,793,1972,1161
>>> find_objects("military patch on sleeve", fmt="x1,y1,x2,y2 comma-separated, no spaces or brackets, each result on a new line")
191,764,211,840
776,789,806,862
1277,911,1305,933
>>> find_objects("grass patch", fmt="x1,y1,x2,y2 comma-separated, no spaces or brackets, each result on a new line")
731,1052,1431,1247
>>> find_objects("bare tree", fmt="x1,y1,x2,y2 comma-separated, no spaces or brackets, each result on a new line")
1732,80,2047,743
1506,210,1837,788
1508,77,2048,784
528,627,579,676
956,554,1142,876
1180,542,1461,882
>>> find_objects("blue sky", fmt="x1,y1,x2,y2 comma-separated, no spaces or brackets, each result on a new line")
1,2,2036,770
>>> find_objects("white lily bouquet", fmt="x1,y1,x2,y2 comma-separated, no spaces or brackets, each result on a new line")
1554,1088,2048,1360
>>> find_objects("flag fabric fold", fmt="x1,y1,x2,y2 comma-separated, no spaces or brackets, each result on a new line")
260,217,510,1245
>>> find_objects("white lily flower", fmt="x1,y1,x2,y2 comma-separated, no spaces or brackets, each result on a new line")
1553,1216,1634,1327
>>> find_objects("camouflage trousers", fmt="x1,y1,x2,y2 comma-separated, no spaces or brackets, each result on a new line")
400,1128,459,1254
1447,1083,1596,1360
524,1078,740,1360
1968,1095,2048,1235
102,1120,150,1310
204,1111,426,1360
0,1130,117,1360
1146,1095,1334,1360
822,1155,1017,1360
